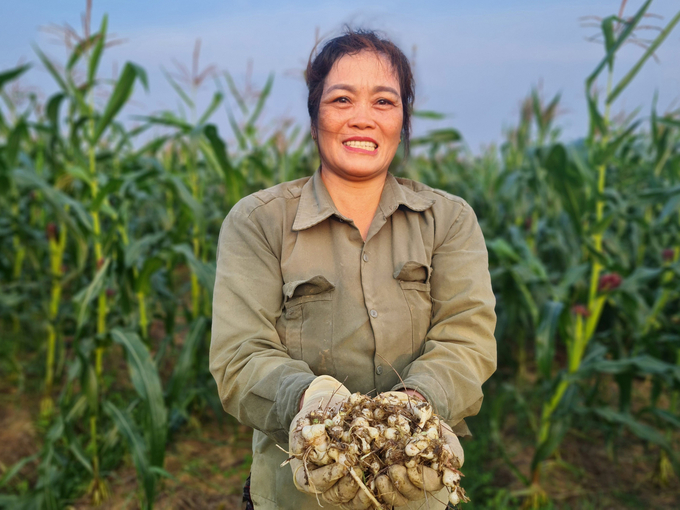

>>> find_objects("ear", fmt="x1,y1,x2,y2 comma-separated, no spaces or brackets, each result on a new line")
311,124,317,141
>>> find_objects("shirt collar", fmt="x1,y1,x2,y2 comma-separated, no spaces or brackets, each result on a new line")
292,168,435,232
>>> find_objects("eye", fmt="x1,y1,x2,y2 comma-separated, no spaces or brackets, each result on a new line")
333,96,350,104
376,98,395,106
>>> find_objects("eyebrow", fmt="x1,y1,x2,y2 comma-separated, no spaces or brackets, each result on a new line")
324,84,400,96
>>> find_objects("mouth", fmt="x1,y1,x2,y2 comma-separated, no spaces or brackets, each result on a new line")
342,138,378,152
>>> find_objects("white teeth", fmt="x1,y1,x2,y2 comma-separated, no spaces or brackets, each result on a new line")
343,140,377,150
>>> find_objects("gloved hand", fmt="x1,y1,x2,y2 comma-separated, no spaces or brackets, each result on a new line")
374,391,464,507
289,375,368,506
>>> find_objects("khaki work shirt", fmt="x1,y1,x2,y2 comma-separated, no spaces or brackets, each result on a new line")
210,168,497,509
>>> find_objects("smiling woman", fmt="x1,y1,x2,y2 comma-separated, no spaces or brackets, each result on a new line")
209,28,497,510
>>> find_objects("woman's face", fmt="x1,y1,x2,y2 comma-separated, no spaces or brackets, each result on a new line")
316,50,403,182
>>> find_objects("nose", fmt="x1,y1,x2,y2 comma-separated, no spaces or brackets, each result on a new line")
348,101,376,130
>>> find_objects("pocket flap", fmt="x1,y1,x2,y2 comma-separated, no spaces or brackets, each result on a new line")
283,275,335,299
394,261,431,284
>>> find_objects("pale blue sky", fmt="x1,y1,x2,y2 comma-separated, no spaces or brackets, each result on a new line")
2,0,679,151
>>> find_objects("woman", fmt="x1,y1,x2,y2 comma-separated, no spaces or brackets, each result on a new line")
210,29,496,509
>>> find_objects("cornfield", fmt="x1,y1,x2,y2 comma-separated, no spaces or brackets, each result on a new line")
1,1,679,508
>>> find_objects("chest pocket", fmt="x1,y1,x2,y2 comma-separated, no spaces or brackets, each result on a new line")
394,261,433,356
278,275,335,376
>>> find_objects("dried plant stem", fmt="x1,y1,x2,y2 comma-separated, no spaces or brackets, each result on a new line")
347,468,382,509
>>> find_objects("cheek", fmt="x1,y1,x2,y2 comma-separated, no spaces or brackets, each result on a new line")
318,107,344,132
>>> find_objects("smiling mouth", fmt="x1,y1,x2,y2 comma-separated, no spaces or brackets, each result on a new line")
343,140,377,151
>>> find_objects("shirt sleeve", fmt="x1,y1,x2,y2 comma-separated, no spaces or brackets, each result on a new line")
209,199,316,446
396,201,497,429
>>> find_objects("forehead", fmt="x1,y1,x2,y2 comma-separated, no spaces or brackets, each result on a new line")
324,50,400,92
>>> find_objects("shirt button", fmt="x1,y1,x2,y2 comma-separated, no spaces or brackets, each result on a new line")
363,253,368,262
370,309,378,318
376,365,383,375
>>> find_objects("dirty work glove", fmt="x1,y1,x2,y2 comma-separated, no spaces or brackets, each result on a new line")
289,376,363,503
374,391,464,507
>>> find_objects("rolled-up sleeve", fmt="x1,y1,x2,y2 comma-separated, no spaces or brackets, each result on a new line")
397,201,497,428
209,198,316,445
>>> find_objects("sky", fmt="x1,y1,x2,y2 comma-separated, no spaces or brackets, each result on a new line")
1,0,679,152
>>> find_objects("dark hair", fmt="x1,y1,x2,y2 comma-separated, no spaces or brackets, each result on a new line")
306,28,415,158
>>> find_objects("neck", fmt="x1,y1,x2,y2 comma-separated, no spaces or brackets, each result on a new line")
320,167,387,241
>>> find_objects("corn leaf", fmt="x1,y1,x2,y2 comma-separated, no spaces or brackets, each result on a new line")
535,301,564,379
73,258,110,334
607,10,680,105
166,318,208,409
110,329,167,469
171,244,216,297
87,16,108,85
0,63,31,90
32,45,68,91
586,0,652,87
93,62,148,143
103,401,156,510
197,91,224,126
246,73,274,128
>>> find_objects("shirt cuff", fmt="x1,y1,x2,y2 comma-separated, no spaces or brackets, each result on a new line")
276,372,317,432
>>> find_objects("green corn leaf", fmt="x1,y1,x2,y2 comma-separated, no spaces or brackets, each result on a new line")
66,33,97,71
172,244,216,297
6,118,28,167
46,92,65,128
535,301,564,379
0,63,31,90
163,174,204,223
223,70,248,115
544,143,585,235
607,10,680,105
197,91,224,126
162,67,194,109
134,256,165,294
412,110,446,120
592,408,678,471
531,411,572,472
74,258,110,334
586,0,652,87
65,165,92,185
91,177,123,212
655,193,680,225
601,16,616,71
589,212,614,236
12,168,92,235
486,238,520,263
586,92,607,139
65,395,88,423
103,401,156,510
32,45,68,91
0,453,39,488
110,329,167,468
93,62,148,143
135,113,192,132
658,117,680,129
202,123,244,204
88,15,108,85
594,121,640,164
69,441,93,474
125,232,165,268
648,408,680,429
247,73,274,128
166,318,208,409
411,128,462,146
